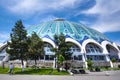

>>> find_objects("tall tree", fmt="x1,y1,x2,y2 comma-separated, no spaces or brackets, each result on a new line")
58,33,73,71
6,20,28,68
58,33,72,61
28,32,44,66
51,33,72,71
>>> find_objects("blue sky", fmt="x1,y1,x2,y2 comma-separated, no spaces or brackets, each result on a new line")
0,0,120,45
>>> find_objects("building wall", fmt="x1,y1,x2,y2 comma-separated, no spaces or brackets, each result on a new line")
0,38,120,68
41,38,120,68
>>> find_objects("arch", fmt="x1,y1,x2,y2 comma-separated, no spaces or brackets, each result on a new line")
101,41,113,53
66,42,81,55
43,42,54,54
69,43,81,53
82,39,103,53
113,43,120,52
66,38,82,52
0,43,9,62
66,38,83,61
44,42,53,48
85,43,102,54
43,42,55,60
85,43,105,61
117,46,120,50
101,41,120,54
106,44,119,60
82,39,106,61
42,38,55,48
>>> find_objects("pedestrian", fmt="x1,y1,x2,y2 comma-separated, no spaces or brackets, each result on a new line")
9,63,13,75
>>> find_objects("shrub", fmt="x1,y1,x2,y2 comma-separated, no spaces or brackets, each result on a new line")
86,59,93,70
89,68,94,72
118,65,120,68
95,67,101,72
111,58,116,62
79,69,86,74
105,66,109,70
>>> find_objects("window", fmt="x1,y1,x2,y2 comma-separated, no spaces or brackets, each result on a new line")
73,55,82,60
86,43,102,54
49,55,54,60
106,45,119,60
44,42,53,52
87,55,105,61
45,55,54,60
0,56,5,60
40,55,44,60
69,44,81,52
98,56,105,60
45,55,49,60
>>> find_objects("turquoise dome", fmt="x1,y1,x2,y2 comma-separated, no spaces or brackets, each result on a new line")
27,19,108,44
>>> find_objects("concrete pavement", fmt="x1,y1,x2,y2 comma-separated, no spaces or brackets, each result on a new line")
0,70,120,80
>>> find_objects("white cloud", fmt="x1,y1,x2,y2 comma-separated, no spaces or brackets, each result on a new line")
82,0,120,33
0,32,9,43
91,22,120,33
79,20,92,26
4,0,79,15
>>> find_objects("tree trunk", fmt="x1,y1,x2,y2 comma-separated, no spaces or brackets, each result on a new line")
65,61,69,71
34,56,37,69
21,55,24,72
2,61,5,69
35,59,37,65
21,59,24,66
57,63,60,72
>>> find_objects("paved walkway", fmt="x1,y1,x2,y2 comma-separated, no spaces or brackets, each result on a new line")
0,70,120,80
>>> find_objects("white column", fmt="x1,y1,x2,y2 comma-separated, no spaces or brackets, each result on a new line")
53,58,56,68
82,54,85,62
82,53,88,68
117,52,120,59
44,55,45,60
105,54,113,68
105,54,110,61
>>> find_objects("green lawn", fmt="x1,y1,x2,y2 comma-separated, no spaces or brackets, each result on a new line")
0,67,69,75
0,67,9,74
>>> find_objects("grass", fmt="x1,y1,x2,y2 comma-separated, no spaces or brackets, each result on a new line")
1,67,119,75
100,67,120,71
0,67,9,74
86,67,120,71
0,67,69,75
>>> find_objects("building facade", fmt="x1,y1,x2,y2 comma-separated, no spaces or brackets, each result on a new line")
0,19,120,68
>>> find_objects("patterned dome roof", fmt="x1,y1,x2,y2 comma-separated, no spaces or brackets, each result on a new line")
27,19,108,44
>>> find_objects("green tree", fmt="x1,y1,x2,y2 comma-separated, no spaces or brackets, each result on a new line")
87,59,93,70
28,32,44,66
51,33,72,71
58,33,73,71
6,20,28,69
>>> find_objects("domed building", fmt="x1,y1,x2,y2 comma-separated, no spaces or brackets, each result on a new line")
0,19,120,68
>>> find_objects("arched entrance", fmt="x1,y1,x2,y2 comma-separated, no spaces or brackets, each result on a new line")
117,46,120,50
106,44,119,60
85,43,105,61
44,42,54,60
69,43,82,61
